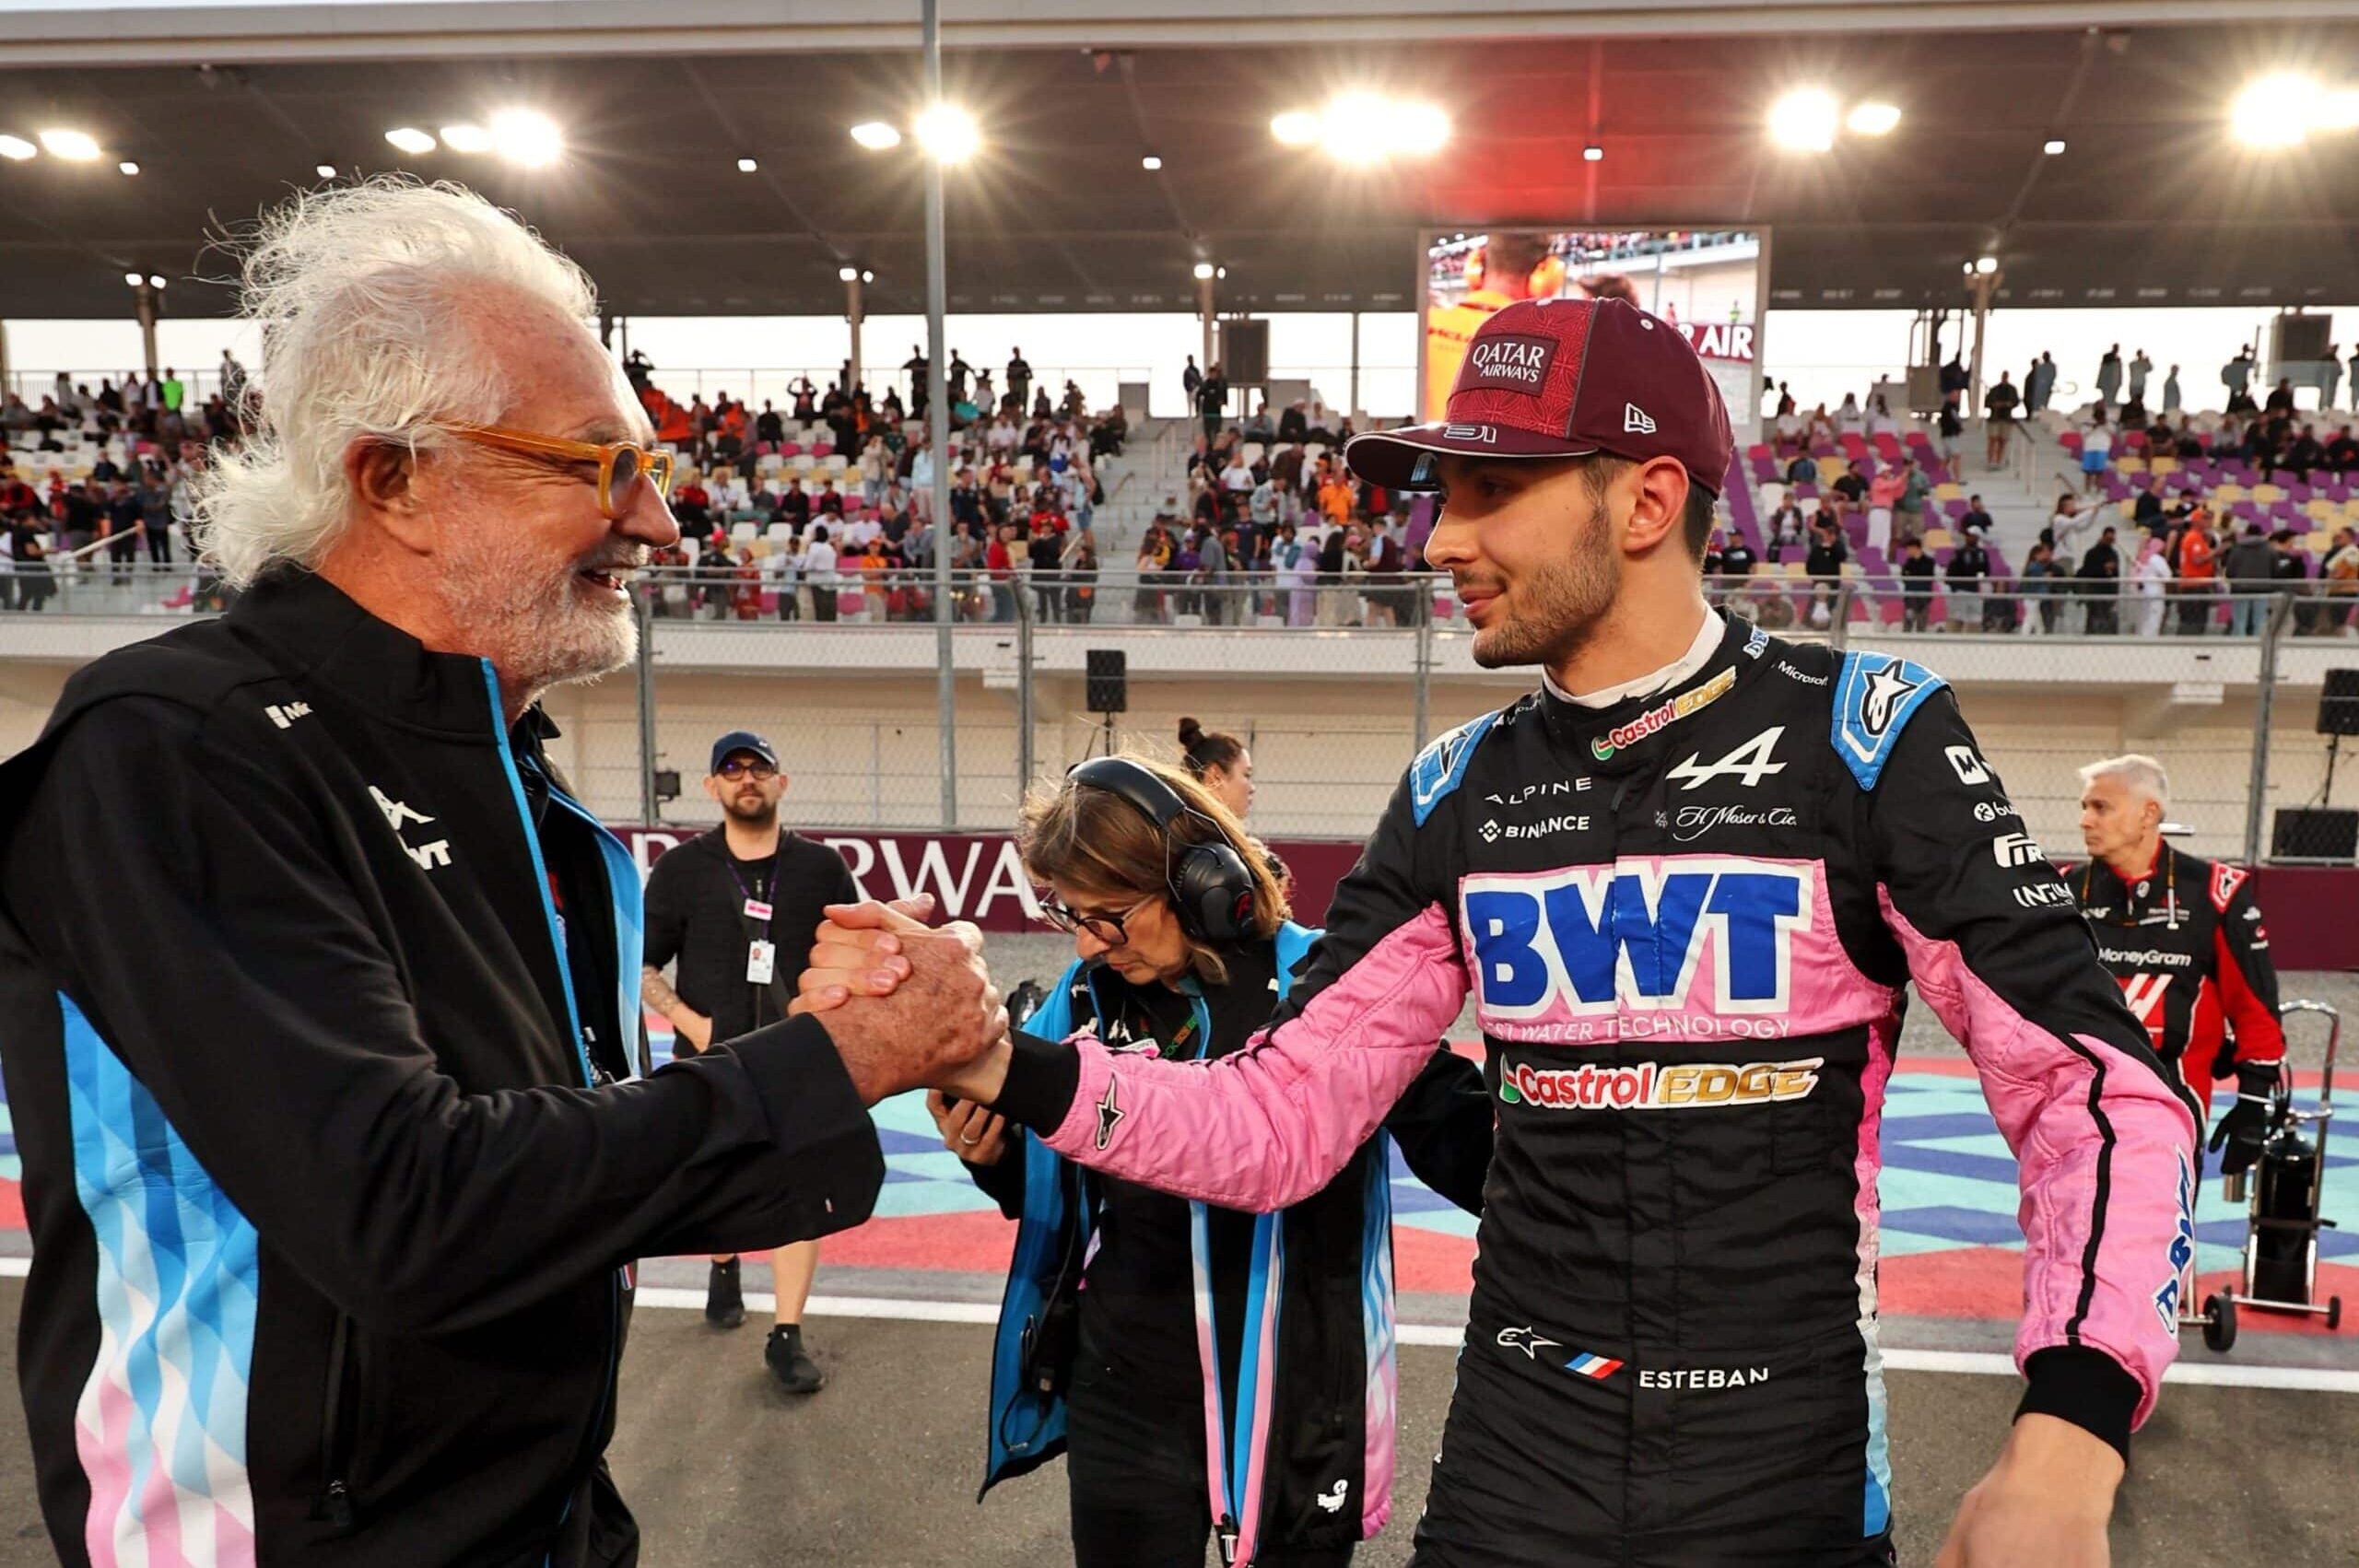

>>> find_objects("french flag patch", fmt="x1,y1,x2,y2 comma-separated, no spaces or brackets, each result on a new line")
1565,1352,1624,1379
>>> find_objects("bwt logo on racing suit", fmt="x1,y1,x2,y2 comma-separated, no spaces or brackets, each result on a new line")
1497,1057,1825,1110
1461,856,1814,1043
2152,1153,2197,1335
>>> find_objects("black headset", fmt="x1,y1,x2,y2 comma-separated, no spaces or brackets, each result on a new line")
1066,755,1256,945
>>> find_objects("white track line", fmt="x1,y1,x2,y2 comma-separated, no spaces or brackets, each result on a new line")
10,1264,2345,1395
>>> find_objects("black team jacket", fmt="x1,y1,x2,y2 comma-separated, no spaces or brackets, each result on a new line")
0,568,883,1567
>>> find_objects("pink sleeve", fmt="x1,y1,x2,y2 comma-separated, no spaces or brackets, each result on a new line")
1880,892,2199,1429
1037,906,1469,1211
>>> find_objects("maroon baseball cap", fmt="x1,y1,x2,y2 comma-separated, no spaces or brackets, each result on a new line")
1346,297,1734,497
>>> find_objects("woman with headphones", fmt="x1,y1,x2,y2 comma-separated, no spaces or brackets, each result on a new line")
930,755,1489,1568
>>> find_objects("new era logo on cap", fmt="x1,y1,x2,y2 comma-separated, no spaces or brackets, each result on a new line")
1341,297,1735,498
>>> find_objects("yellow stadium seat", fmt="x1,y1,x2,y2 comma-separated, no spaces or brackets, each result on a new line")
2213,483,2248,502
1933,483,1965,501
2149,456,2177,474
2254,484,2285,504
1924,528,1954,549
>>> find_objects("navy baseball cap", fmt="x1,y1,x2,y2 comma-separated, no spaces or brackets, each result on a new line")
710,731,779,775
1346,297,1734,497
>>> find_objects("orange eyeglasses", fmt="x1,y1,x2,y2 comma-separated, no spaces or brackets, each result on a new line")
445,422,676,520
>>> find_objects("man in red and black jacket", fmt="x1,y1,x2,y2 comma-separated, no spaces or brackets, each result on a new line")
2072,753,2284,1175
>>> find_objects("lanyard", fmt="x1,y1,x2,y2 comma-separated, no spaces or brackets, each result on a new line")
724,850,778,930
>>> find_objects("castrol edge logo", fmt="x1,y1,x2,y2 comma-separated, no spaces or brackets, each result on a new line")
1498,1057,1825,1111
1592,666,1736,761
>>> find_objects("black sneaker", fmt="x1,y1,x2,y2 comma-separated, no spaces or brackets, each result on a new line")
766,1323,825,1394
705,1259,745,1329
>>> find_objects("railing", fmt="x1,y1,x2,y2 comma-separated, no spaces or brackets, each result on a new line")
3,562,2351,860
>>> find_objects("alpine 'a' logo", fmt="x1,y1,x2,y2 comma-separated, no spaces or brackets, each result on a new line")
1666,727,1787,791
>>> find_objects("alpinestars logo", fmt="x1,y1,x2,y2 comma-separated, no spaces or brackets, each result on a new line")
1093,1080,1124,1151
1860,663,1925,738
1624,403,1657,434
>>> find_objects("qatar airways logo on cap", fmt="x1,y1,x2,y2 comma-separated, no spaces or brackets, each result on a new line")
1460,332,1558,394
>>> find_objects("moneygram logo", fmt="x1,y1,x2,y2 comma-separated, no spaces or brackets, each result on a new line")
1591,666,1736,761
1497,1057,1824,1111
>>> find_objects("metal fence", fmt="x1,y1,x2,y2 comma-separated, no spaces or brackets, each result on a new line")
5,565,2355,862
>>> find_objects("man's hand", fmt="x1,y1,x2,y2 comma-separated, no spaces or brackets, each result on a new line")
792,899,933,1015
799,908,1006,1105
673,1010,713,1054
1935,1414,2121,1568
2207,1060,2280,1178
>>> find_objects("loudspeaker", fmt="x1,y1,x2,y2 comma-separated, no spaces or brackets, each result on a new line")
2271,313,2332,365
1217,318,1270,386
2319,670,2359,736
2271,807,2359,862
1086,649,1128,714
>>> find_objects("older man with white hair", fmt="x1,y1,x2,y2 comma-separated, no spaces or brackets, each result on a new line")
0,179,1003,1568
2071,753,2285,1173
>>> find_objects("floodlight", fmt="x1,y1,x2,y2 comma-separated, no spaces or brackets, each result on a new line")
147,275,166,289
2230,74,2316,148
737,157,759,173
913,104,980,164
1141,154,1163,170
117,160,139,176
1974,255,1999,275
1582,145,1604,162
315,162,339,178
2321,88,2359,132
2043,139,2067,155
1392,100,1452,156
1191,262,1215,281
384,127,436,156
850,121,903,151
37,128,101,162
1270,111,1320,147
839,265,860,282
1845,101,1902,136
440,123,492,154
861,269,874,284
0,135,33,161
488,110,561,168
1768,89,1838,152
123,272,143,287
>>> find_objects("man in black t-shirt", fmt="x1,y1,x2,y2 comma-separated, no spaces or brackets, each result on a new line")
642,731,858,1392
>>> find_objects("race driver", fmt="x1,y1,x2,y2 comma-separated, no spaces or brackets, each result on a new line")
2071,753,2284,1176
804,298,2199,1567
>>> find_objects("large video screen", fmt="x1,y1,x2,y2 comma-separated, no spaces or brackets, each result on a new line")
1422,229,1766,435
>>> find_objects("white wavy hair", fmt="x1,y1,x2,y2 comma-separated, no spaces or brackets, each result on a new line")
2079,753,2170,809
191,177,598,588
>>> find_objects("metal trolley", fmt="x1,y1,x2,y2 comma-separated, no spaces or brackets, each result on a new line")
2182,999,2342,1353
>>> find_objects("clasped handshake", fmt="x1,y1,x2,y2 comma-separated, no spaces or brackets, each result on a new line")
785,895,1015,1106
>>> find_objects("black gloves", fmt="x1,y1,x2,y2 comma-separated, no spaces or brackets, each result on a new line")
2207,1059,2282,1178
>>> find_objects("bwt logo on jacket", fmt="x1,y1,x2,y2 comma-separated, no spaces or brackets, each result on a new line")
1460,857,1813,1040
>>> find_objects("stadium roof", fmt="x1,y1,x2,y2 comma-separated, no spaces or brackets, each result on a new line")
1,8,2354,319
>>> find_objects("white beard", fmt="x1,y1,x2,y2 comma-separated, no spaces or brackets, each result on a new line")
438,524,639,703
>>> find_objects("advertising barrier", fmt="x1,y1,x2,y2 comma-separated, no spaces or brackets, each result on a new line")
618,828,2356,968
